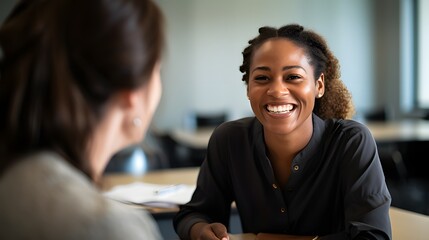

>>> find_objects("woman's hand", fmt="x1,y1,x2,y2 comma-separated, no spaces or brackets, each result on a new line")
190,222,229,240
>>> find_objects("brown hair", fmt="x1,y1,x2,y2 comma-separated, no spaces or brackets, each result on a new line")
239,24,355,120
0,0,165,177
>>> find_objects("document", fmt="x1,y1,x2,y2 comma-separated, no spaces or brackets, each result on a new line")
103,182,196,208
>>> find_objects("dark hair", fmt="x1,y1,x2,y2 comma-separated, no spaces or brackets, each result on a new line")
0,0,165,177
239,24,354,120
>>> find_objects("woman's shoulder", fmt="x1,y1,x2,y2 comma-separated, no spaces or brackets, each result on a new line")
322,118,375,144
215,116,256,132
0,151,162,239
0,151,90,191
0,151,101,219
8,152,96,195
211,116,258,138
98,200,162,239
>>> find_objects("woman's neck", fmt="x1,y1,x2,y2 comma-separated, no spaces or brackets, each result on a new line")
88,109,127,182
264,118,313,160
264,117,313,187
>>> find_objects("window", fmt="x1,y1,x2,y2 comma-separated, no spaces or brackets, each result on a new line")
416,0,429,109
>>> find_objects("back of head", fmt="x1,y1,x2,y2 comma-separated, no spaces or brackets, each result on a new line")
0,0,164,176
239,24,355,120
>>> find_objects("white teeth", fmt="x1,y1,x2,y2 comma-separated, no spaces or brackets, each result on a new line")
267,104,294,114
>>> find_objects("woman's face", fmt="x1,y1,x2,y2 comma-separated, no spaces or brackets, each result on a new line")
247,38,324,136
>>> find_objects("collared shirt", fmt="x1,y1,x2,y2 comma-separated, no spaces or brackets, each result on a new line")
173,114,392,240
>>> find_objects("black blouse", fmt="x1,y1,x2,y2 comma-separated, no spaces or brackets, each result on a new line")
173,114,392,240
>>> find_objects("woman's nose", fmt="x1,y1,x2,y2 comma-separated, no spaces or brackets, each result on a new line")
267,80,289,97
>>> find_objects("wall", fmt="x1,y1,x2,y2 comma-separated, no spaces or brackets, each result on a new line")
154,0,380,130
373,0,401,119
0,0,403,130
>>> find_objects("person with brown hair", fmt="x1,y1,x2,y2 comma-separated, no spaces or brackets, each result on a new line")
174,24,391,239
0,0,165,239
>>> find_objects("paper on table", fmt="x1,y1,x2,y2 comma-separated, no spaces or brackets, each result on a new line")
103,182,196,208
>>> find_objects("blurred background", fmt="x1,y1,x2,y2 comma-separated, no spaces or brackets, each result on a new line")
153,0,427,130
2,1,428,237
1,0,427,130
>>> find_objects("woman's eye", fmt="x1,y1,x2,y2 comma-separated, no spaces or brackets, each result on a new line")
255,76,269,81
286,75,301,80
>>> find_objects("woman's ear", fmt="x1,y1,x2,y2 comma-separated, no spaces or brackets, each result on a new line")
117,89,141,109
316,73,325,98
117,87,146,139
115,88,146,124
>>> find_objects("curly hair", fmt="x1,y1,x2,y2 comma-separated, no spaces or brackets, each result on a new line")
239,24,355,120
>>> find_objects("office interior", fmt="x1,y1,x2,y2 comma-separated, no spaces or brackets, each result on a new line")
1,0,429,238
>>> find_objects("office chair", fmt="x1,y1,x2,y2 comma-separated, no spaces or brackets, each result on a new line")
423,111,429,120
364,107,388,122
378,146,429,215
378,147,408,182
195,112,227,128
151,130,207,168
104,141,169,175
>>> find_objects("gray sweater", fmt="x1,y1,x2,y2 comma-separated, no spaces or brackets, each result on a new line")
0,152,162,240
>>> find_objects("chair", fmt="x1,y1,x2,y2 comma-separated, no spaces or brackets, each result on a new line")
378,147,408,182
378,145,429,215
364,107,388,122
153,112,227,168
423,111,429,120
151,130,207,168
195,112,227,128
150,130,184,168
104,140,169,175
187,112,227,166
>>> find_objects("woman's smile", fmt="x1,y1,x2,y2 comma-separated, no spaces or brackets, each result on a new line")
266,103,295,114
248,38,322,135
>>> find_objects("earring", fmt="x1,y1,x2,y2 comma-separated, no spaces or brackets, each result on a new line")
318,93,323,98
132,117,142,127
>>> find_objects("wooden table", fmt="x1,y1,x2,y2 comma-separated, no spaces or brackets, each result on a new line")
102,167,429,239
102,167,199,215
365,120,429,142
390,206,429,240
102,167,199,190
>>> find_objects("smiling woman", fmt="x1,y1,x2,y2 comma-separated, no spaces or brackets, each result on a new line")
242,26,355,122
173,24,392,240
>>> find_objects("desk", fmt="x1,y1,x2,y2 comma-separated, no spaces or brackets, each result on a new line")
171,127,214,149
170,120,429,149
390,207,429,240
102,167,429,240
365,120,429,180
102,167,198,189
365,120,429,142
102,167,199,215
230,209,429,239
